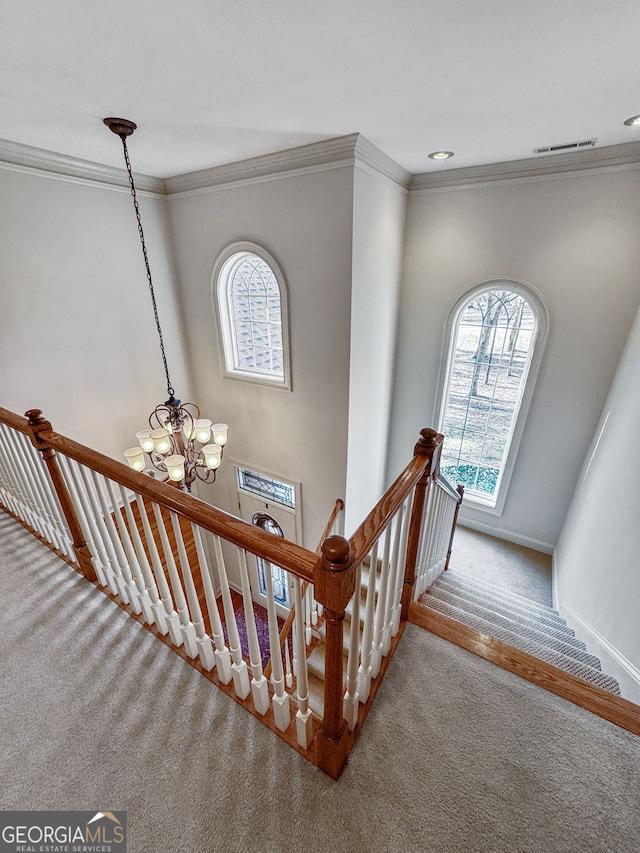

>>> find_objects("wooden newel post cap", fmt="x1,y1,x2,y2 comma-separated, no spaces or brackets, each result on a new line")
321,535,351,569
316,535,355,611
415,427,439,455
25,409,47,426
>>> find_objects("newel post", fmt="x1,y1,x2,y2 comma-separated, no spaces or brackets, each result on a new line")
314,534,356,780
401,427,442,621
25,409,96,582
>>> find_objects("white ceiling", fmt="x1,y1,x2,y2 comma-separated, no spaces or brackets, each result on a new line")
2,0,640,179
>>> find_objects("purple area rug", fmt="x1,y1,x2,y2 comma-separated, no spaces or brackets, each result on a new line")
222,601,285,670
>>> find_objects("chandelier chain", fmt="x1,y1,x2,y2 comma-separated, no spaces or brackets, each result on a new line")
119,134,175,399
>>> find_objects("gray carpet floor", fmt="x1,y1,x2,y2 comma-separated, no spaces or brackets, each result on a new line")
450,526,553,606
2,512,640,853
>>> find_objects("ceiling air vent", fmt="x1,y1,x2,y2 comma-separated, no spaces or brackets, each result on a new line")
533,139,597,155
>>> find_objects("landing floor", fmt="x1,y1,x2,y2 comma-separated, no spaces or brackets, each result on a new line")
3,510,640,853
450,525,552,606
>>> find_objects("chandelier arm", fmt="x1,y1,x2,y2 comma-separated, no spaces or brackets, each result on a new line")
148,451,169,473
193,464,218,485
119,133,175,399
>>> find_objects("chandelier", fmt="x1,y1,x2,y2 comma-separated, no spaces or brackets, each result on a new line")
105,117,228,491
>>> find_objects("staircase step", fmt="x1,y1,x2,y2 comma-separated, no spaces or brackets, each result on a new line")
422,594,604,670
306,641,349,682
439,572,567,630
440,569,563,621
427,584,585,651
306,671,325,719
315,612,363,653
419,595,621,694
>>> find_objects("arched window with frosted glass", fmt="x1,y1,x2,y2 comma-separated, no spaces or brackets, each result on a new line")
437,280,548,513
214,242,291,389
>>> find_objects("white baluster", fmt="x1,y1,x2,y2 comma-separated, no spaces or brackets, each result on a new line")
416,481,436,595
382,509,404,656
119,489,166,633
357,541,378,703
238,550,270,714
63,456,112,588
371,523,392,677
169,513,218,673
151,503,197,656
77,464,128,602
190,524,231,679
89,471,132,605
211,534,250,699
58,455,106,586
135,496,182,646
284,637,293,688
23,434,72,556
304,585,312,645
115,484,155,623
293,576,313,748
0,427,22,518
13,433,53,547
0,427,46,538
391,495,412,637
104,479,144,616
263,559,291,732
343,564,362,731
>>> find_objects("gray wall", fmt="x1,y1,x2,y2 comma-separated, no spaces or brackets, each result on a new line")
0,165,189,459
554,303,640,702
166,165,354,550
389,167,640,549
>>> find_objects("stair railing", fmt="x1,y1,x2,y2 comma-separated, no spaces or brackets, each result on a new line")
0,407,460,778
412,456,465,598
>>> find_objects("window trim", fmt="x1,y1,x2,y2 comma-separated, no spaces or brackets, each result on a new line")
233,459,302,545
435,278,549,516
212,241,291,390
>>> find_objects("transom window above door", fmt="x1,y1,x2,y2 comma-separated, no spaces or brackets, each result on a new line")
213,242,291,389
437,280,548,513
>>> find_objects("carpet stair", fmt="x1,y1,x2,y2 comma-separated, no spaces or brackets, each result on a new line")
441,570,566,625
432,578,574,636
420,571,621,695
426,587,593,662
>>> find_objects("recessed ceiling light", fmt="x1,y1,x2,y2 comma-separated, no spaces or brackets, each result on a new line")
623,114,640,127
428,150,455,160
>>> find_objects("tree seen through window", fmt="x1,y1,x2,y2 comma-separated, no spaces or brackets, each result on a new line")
440,287,538,505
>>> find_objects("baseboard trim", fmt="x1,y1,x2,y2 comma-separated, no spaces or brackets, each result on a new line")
560,603,640,689
409,601,640,737
457,517,554,554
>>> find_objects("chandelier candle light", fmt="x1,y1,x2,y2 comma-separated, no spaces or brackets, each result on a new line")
105,117,228,491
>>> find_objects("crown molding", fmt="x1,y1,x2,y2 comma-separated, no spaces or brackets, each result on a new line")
410,140,640,193
164,134,361,195
353,136,411,189
0,138,166,194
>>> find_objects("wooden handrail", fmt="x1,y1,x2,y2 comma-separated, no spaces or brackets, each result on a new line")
0,407,30,435
0,407,317,583
348,443,438,570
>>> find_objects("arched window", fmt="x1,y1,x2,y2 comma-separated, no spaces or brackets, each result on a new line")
437,279,548,513
214,242,290,389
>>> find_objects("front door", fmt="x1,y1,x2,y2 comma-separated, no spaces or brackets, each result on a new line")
237,490,297,616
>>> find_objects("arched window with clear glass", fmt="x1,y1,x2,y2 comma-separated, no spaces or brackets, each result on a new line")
437,280,548,512
214,242,291,389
